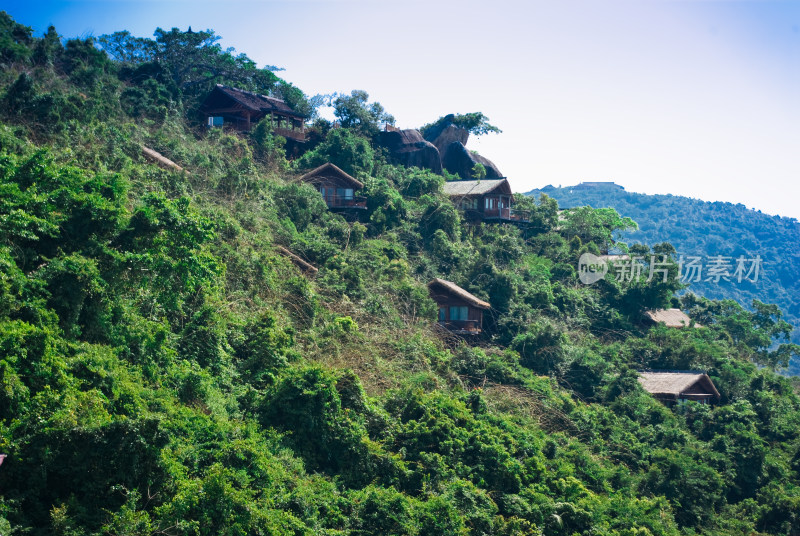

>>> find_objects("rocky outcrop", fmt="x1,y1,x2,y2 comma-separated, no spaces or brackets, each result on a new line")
423,116,502,179
427,123,470,157
377,128,442,173
440,141,503,180
379,116,502,179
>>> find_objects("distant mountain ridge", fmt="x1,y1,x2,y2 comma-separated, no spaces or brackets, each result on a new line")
527,182,800,371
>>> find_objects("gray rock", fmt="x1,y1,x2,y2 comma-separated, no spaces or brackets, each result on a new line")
377,128,442,173
429,123,470,156
441,141,503,180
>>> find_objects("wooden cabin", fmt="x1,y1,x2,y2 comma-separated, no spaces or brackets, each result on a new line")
200,84,307,141
428,278,491,335
298,163,367,211
638,371,720,405
644,308,700,328
443,179,529,224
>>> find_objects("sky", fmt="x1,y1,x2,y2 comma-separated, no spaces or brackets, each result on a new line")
3,0,799,219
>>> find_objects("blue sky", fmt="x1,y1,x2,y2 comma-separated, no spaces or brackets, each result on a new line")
3,0,799,219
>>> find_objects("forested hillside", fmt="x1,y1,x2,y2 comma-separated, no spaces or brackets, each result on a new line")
1,13,800,535
527,183,800,374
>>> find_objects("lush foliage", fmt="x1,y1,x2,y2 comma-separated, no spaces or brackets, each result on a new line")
0,14,799,536
420,112,502,139
530,182,800,374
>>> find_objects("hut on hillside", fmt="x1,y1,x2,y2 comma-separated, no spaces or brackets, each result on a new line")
298,163,367,211
644,308,700,328
443,179,529,224
638,371,720,405
200,84,307,141
428,278,491,335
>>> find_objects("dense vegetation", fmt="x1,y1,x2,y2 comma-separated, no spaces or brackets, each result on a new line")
527,183,800,374
1,13,800,535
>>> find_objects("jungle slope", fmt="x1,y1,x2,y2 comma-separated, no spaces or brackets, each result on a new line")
1,14,800,536
527,182,800,375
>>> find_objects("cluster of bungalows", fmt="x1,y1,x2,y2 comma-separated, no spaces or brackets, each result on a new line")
204,87,721,408
637,308,719,406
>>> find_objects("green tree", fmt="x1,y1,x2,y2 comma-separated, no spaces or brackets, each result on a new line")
332,89,394,137
420,112,502,139
295,128,376,177
0,11,33,65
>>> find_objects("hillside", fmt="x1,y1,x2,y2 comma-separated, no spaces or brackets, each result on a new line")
1,13,800,536
527,183,800,374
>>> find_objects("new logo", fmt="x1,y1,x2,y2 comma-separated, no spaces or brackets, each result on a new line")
578,253,608,285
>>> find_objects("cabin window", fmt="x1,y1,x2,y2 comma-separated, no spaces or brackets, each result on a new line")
336,188,354,200
438,307,446,322
460,198,477,210
449,306,469,321
207,116,224,127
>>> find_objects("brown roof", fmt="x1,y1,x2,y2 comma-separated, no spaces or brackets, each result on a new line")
298,163,364,190
443,178,512,197
207,84,306,119
644,308,699,328
638,371,720,399
428,278,490,309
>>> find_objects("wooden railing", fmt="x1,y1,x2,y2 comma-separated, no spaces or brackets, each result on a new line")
484,207,511,220
273,126,306,142
441,319,481,333
483,208,531,223
509,209,531,222
324,195,367,209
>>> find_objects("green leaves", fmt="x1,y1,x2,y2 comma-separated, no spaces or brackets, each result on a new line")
420,112,502,139
295,127,377,177
332,90,395,138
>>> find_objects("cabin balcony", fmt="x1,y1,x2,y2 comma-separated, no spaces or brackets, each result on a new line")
439,319,481,334
206,115,307,141
324,195,367,210
273,126,307,142
483,208,531,223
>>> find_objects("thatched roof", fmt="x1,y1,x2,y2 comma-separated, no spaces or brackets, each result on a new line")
142,146,185,173
443,178,511,197
428,278,490,309
638,371,720,399
206,84,306,119
644,308,697,328
298,163,364,189
276,246,318,274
